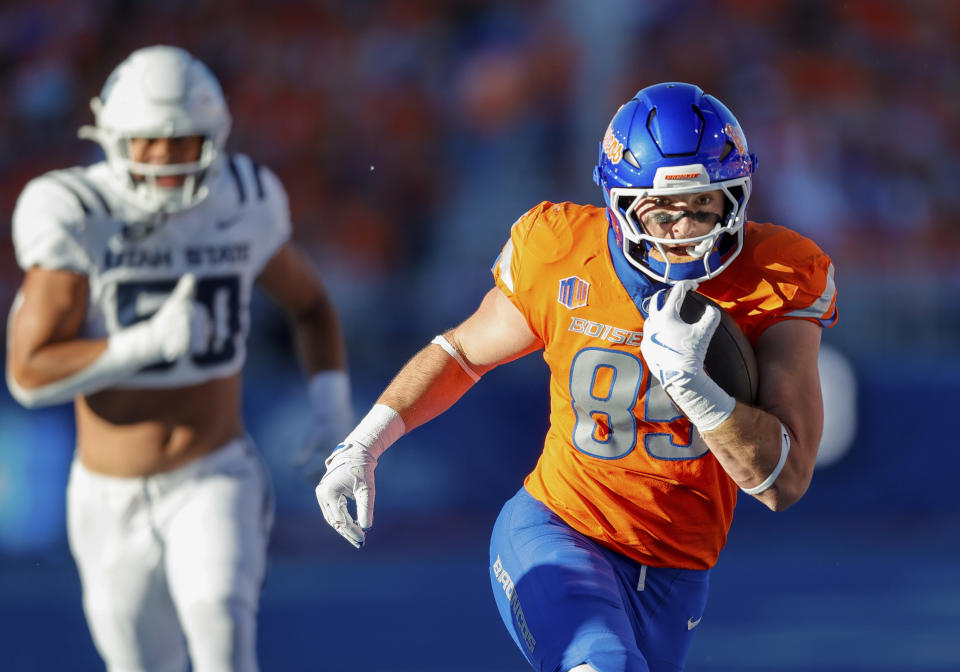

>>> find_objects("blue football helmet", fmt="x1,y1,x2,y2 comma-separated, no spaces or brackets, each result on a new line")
593,82,757,284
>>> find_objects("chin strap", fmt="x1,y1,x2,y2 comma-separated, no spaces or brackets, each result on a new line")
686,222,722,258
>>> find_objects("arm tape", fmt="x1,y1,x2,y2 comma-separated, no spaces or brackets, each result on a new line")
308,369,352,411
336,404,406,460
430,334,481,382
741,423,791,495
665,371,735,432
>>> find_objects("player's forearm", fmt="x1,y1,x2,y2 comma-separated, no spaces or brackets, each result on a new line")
377,342,479,433
9,338,108,389
291,299,348,374
7,333,148,408
702,403,813,511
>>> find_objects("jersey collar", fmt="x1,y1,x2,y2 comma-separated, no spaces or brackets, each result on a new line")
606,220,668,318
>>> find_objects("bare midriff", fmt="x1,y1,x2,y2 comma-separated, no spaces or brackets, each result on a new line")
74,373,244,477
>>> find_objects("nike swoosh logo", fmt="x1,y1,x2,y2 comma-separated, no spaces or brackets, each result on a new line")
650,333,684,355
216,215,242,230
687,616,702,630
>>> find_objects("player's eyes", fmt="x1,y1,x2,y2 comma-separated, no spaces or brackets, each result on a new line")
648,211,678,225
691,211,721,224
170,137,200,149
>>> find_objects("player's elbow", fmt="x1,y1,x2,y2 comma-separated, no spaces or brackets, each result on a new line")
757,466,814,512
8,353,44,390
291,296,339,333
7,359,59,408
7,373,45,409
760,486,804,512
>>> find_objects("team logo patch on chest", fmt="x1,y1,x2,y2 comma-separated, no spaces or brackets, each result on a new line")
558,275,590,309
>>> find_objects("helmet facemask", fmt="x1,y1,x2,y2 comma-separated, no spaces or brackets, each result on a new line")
608,171,752,284
80,119,222,213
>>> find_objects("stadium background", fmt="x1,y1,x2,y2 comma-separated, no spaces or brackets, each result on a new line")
1,1,958,670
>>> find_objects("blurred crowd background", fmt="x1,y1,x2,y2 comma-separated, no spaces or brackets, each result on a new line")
1,1,958,670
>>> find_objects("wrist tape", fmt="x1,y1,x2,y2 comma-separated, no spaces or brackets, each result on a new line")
338,404,406,460
309,369,352,414
665,370,736,432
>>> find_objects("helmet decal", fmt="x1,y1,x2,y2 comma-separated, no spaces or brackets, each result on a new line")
602,124,625,164
724,122,747,158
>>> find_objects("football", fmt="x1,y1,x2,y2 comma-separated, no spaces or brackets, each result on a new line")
679,291,759,404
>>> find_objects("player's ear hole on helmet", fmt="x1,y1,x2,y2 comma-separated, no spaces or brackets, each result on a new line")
623,148,641,168
719,141,735,162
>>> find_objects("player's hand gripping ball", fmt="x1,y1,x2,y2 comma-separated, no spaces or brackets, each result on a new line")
678,288,758,404
642,280,758,405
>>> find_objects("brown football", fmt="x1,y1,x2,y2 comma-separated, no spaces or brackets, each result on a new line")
679,291,759,404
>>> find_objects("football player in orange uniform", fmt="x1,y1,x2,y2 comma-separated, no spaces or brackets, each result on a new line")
317,82,837,672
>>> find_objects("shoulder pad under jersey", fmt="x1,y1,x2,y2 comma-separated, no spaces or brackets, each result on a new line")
494,201,592,294
11,168,115,273
218,153,292,269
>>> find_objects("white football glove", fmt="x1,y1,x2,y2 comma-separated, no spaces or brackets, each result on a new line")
294,370,354,483
114,272,211,364
315,404,405,549
640,280,734,432
6,273,209,409
315,442,378,549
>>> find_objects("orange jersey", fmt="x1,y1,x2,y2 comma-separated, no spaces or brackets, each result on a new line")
492,201,837,569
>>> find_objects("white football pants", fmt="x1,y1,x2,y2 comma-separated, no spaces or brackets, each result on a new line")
66,436,274,672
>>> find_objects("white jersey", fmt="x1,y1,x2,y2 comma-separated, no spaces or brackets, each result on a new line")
11,154,291,388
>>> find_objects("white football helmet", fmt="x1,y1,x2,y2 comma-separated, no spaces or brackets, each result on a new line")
79,45,231,213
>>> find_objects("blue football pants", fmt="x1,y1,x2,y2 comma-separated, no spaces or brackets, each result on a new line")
489,487,710,672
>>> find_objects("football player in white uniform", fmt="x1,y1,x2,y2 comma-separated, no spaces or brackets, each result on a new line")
6,45,351,672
